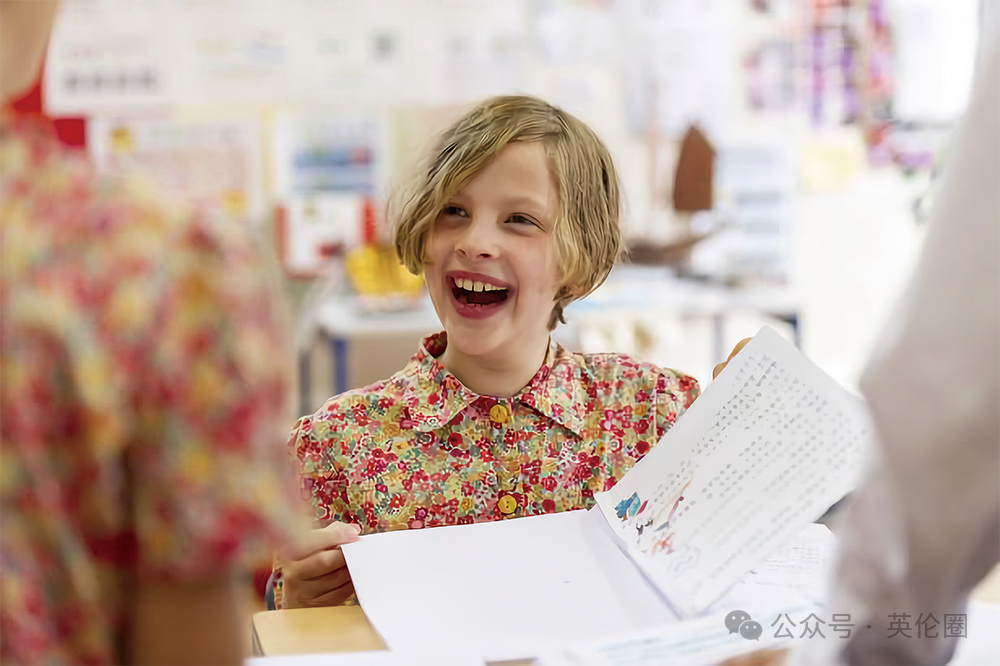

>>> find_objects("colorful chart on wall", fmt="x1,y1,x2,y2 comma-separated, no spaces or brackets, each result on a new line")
88,115,265,223
272,112,388,197
272,112,388,275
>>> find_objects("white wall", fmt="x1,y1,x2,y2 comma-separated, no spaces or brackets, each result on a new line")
793,168,926,390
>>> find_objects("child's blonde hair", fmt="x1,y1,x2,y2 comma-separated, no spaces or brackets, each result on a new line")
393,95,622,330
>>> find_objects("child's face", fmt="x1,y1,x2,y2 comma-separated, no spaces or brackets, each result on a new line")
425,141,563,362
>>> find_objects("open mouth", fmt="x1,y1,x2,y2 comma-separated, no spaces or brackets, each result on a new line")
449,276,510,316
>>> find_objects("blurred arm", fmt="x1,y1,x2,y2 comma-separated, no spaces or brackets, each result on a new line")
801,19,1000,666
131,577,247,666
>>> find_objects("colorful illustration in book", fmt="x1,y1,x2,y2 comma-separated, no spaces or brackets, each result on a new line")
614,478,693,550
615,492,647,521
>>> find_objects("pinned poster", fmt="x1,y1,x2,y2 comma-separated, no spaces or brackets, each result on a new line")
432,0,531,104
289,0,422,106
619,0,740,139
273,113,388,198
272,112,387,276
88,115,264,223
170,0,297,105
279,194,364,278
44,0,174,114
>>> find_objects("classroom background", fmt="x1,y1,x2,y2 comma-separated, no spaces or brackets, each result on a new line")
11,0,991,414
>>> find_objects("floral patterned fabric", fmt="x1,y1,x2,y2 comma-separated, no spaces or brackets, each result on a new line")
0,116,306,665
275,331,699,608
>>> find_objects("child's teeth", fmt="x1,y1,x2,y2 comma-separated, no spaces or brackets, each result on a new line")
454,277,507,292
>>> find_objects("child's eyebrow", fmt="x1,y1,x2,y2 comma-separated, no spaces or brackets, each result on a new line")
498,195,549,215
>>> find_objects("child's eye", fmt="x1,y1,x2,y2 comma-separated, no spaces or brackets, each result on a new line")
507,214,538,227
442,205,467,218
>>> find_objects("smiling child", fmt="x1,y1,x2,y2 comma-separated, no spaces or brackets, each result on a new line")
274,96,700,609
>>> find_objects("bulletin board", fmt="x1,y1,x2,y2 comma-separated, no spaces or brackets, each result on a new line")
88,114,265,223
40,0,985,287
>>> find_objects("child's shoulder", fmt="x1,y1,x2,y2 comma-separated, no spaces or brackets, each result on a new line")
558,349,700,418
295,363,425,436
555,347,699,397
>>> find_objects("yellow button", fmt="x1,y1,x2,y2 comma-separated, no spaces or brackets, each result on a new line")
497,494,517,515
489,404,510,425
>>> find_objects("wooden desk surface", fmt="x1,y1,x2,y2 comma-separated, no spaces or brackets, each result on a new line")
253,566,1000,659
252,606,385,657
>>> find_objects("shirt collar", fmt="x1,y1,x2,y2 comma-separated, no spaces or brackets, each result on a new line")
401,332,586,438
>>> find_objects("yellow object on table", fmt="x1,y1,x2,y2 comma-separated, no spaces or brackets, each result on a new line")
344,244,424,298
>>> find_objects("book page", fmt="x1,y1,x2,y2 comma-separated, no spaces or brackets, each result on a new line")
342,510,833,662
704,523,835,617
342,509,681,661
594,326,871,616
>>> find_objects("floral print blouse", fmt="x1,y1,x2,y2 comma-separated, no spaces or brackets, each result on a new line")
276,331,699,608
0,116,305,664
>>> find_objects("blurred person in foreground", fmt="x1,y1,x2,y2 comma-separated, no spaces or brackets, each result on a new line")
727,15,999,666
0,1,318,663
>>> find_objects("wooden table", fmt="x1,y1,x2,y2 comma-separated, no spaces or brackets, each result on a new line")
252,606,532,665
252,607,385,657
252,567,1000,660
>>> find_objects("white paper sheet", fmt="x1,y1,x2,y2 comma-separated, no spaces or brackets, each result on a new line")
703,523,836,617
344,512,837,661
539,526,836,666
593,326,872,616
343,509,679,661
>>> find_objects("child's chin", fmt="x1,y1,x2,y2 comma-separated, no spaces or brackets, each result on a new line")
444,327,503,356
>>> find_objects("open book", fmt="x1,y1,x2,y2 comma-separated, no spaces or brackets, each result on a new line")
593,325,871,617
342,327,873,659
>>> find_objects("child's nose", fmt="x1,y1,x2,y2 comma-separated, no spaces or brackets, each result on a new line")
454,216,500,259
